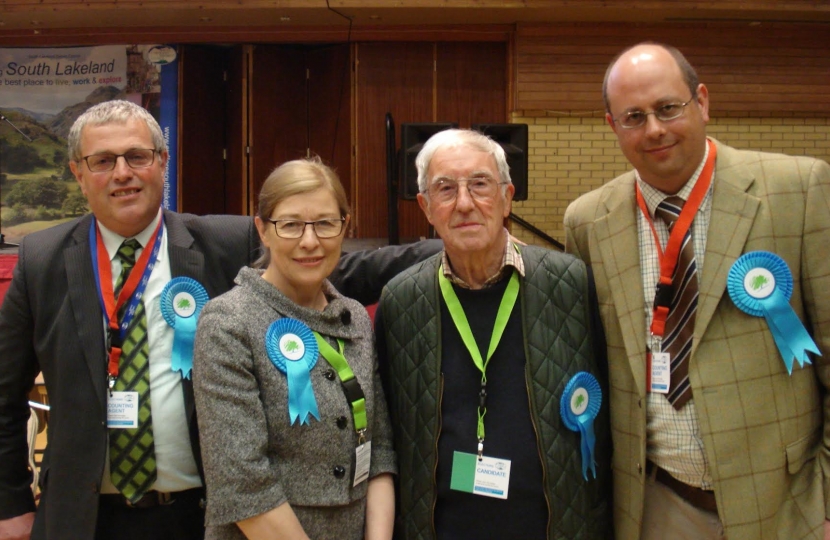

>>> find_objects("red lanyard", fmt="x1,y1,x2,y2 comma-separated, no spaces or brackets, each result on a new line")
636,139,717,340
94,219,163,382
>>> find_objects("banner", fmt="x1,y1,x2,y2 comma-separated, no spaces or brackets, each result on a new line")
0,44,178,243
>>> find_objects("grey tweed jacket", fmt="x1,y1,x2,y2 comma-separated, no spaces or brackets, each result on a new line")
193,267,396,540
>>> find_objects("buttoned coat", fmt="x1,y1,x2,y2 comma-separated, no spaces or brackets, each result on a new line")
193,267,396,540
564,140,830,539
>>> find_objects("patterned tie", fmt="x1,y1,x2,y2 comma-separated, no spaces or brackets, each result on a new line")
109,238,157,502
655,196,698,409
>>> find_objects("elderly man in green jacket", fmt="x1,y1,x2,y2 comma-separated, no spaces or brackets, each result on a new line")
376,128,612,540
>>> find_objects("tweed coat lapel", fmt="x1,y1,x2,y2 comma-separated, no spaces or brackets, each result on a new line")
594,174,649,397
65,214,109,406
692,141,759,358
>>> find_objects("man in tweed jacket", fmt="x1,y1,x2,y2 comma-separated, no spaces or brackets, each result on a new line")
565,42,830,539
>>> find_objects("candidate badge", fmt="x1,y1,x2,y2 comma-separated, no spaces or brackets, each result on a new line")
265,318,320,426
160,277,209,379
560,372,602,480
727,251,820,374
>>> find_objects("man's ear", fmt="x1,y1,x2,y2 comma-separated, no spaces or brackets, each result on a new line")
417,193,434,225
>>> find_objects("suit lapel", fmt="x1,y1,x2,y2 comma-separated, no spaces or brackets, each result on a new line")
161,211,205,441
693,142,759,356
65,215,108,406
594,175,649,397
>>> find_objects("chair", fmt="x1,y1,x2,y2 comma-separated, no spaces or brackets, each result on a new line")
26,406,40,495
27,400,49,497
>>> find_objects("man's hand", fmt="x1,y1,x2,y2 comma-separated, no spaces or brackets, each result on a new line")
824,518,830,540
0,513,35,540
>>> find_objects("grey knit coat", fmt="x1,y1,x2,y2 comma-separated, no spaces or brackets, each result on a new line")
193,267,396,540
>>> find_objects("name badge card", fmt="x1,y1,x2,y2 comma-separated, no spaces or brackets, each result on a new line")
450,451,511,500
650,352,670,394
353,441,372,487
107,391,139,428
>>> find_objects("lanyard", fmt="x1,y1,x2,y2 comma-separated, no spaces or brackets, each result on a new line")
636,139,716,342
313,332,368,442
89,217,164,386
438,265,520,458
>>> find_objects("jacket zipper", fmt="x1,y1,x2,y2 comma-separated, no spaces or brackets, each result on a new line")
431,372,444,539
525,368,552,539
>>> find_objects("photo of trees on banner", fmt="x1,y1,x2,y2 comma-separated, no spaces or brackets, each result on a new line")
0,44,178,244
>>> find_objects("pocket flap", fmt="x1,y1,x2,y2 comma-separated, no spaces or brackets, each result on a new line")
785,430,821,474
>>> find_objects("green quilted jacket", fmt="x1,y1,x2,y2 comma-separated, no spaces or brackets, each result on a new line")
378,245,613,540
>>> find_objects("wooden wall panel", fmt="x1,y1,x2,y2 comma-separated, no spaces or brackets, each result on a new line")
354,42,434,240
515,23,830,114
179,45,229,215
436,41,507,127
248,44,351,220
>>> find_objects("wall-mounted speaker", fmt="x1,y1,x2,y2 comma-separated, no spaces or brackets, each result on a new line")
398,122,457,200
472,123,529,201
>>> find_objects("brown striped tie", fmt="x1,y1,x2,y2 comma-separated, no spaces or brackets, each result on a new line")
656,196,697,409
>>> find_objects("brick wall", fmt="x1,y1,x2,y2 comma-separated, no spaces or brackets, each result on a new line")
509,112,830,247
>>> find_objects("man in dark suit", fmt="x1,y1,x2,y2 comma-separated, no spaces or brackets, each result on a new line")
0,99,439,540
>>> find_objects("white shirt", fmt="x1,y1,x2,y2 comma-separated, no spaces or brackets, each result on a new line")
97,210,202,494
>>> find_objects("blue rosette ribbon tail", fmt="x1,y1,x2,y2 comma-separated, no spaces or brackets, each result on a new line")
160,277,209,379
727,251,820,374
560,372,602,481
265,318,320,426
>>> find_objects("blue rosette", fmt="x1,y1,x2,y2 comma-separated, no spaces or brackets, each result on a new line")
160,277,209,379
560,372,602,481
727,251,820,374
265,318,320,426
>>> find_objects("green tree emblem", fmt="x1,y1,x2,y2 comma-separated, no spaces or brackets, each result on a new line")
285,340,300,353
750,274,769,291
176,297,192,310
574,394,586,410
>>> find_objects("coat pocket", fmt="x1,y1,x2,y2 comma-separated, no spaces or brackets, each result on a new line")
785,430,820,474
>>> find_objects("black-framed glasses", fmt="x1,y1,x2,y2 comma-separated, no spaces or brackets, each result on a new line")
267,218,346,239
612,95,697,129
81,149,158,172
424,175,508,205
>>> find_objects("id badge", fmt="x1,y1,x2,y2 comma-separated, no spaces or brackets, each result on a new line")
650,352,670,394
353,440,372,487
107,391,139,428
450,451,511,500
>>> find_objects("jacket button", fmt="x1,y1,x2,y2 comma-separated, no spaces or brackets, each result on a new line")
638,399,642,408
324,369,336,381
336,416,348,429
91,482,99,493
637,462,643,475
333,466,346,479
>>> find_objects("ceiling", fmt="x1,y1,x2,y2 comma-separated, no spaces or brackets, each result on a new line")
1,1,828,39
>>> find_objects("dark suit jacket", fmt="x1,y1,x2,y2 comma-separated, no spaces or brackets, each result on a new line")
0,210,441,540
0,211,259,539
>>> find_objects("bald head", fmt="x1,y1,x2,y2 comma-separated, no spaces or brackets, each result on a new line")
602,42,710,194
603,43,699,114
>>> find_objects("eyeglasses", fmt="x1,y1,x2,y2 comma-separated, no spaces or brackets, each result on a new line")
424,175,508,205
81,149,158,172
612,95,697,129
266,218,346,239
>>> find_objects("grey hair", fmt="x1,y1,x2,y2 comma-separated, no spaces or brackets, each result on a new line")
415,129,511,194
67,99,167,161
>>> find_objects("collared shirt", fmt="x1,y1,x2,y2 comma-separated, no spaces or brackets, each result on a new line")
636,140,715,489
441,230,526,289
97,210,202,494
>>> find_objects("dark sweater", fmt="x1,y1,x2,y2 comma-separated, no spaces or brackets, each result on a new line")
434,276,547,540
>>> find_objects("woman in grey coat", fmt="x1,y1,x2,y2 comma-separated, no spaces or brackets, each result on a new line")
193,157,396,540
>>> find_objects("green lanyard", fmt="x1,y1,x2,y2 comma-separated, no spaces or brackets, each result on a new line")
438,265,520,457
313,332,368,442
